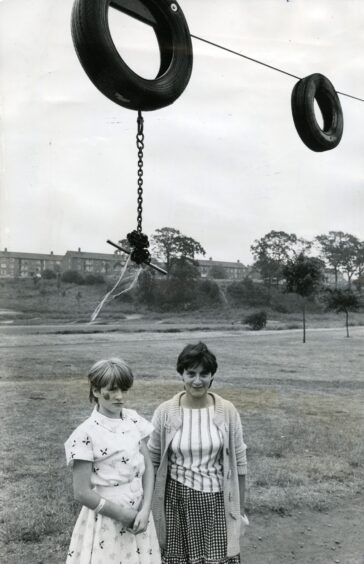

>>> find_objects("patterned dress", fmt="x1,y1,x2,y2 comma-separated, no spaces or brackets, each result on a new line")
64,407,161,564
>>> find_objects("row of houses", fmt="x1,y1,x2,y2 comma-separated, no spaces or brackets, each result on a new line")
0,248,348,287
0,248,249,280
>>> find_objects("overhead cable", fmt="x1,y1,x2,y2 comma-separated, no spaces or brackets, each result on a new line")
191,34,364,103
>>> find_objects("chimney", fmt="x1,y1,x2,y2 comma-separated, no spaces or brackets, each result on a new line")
4,248,7,252
50,251,53,255
209,257,212,261
78,248,81,252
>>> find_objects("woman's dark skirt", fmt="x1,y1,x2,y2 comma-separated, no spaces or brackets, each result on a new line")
162,477,240,564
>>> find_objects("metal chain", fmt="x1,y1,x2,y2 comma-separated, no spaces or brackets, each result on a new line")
115,109,166,273
136,110,144,234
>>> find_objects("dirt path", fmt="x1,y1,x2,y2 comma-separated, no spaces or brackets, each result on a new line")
242,493,364,563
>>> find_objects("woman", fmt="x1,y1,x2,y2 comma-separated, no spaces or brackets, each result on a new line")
148,342,248,564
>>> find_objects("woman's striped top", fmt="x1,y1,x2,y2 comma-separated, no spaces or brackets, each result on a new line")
168,405,223,492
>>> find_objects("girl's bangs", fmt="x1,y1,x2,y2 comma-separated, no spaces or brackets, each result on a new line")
99,365,133,391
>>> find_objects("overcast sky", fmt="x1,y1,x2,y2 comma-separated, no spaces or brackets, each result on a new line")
1,0,363,264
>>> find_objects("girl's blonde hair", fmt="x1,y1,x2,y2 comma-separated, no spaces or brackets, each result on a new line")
88,358,134,403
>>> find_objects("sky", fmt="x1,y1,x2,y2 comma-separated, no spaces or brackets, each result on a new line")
1,0,364,265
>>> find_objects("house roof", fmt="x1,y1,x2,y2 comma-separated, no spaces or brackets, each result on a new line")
0,251,63,260
197,259,246,268
64,250,124,260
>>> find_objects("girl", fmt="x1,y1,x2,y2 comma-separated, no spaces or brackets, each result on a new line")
64,357,161,563
148,342,248,564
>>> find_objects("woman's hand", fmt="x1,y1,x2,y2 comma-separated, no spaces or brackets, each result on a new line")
129,507,150,535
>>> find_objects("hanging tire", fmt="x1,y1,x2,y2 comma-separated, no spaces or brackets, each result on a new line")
71,0,193,111
291,73,343,152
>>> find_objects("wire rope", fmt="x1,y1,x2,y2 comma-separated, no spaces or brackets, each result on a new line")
191,34,364,103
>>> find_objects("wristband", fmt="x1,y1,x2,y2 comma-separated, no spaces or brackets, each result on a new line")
94,498,106,514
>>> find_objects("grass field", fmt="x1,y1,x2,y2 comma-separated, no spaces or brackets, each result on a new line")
1,323,363,563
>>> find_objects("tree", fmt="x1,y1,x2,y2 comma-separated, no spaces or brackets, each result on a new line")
151,227,206,274
315,231,360,288
251,230,311,289
337,234,361,288
198,279,222,304
283,253,325,343
209,265,226,279
115,238,131,254
166,256,201,309
170,256,201,279
61,270,85,284
84,273,105,285
41,269,56,279
354,241,364,293
325,289,360,338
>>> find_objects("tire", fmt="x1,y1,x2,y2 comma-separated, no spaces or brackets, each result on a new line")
71,0,193,111
291,73,343,152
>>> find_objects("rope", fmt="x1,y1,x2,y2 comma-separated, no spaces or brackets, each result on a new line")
191,34,364,103
89,256,142,322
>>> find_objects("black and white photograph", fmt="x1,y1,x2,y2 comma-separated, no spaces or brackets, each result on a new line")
1,1,364,562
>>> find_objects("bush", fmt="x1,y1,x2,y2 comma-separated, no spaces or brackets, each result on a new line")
156,258,200,310
84,273,105,285
270,289,303,313
137,270,156,305
198,279,221,302
61,270,84,285
227,277,270,306
244,310,267,330
41,269,57,279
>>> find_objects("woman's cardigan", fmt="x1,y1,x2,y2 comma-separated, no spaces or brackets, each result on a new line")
147,392,247,557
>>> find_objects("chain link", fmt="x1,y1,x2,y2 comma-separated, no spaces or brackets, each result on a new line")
126,110,151,265
119,109,166,272
136,110,144,234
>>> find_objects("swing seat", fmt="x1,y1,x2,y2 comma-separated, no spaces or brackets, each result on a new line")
291,73,344,152
71,0,193,111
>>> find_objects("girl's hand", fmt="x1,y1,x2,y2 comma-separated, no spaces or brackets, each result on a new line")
120,507,138,529
130,507,150,535
240,513,249,537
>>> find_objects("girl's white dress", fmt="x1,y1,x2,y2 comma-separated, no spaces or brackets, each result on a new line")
64,407,161,564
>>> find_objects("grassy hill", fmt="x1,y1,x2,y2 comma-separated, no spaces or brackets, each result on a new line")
0,278,132,324
0,277,363,331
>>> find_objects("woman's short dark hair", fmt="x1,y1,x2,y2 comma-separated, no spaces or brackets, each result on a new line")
176,342,218,375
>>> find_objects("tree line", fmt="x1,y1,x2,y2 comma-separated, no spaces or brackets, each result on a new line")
135,227,362,342
54,226,362,341
117,227,364,292
249,230,363,341
250,230,364,291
